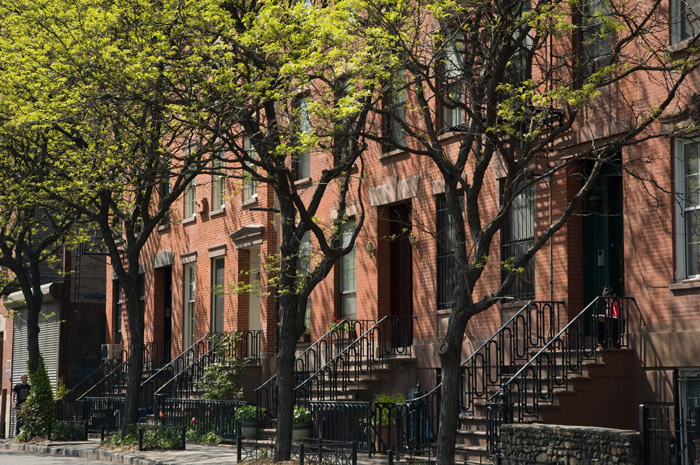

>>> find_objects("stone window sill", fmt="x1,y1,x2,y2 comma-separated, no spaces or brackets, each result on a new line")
181,216,196,225
669,279,700,291
209,207,226,218
241,196,259,209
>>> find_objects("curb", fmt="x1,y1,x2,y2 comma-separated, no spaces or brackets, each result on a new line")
0,441,162,465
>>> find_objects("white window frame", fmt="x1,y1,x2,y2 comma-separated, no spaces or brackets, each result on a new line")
212,155,226,211
211,258,225,333
673,0,700,44
442,33,465,131
296,99,311,180
299,231,312,328
243,138,258,202
184,178,197,218
675,138,700,280
184,263,196,348
339,220,356,320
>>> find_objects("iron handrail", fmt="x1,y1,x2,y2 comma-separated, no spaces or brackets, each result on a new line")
58,356,124,402
255,319,374,425
153,330,260,406
399,301,564,453
487,296,637,452
294,315,415,406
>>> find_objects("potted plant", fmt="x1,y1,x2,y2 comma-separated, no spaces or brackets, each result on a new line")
292,405,312,440
372,393,406,454
235,405,265,439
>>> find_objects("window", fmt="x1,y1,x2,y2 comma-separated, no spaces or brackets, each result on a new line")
676,139,700,279
243,138,257,202
673,0,700,43
436,194,464,309
384,71,407,151
211,258,225,333
501,183,535,300
442,33,465,131
184,178,197,218
339,221,356,319
299,231,312,329
160,180,171,227
580,0,612,80
113,281,123,344
295,99,311,180
212,154,226,211
183,263,196,348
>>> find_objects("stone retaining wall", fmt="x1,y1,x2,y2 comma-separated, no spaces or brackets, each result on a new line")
500,423,640,464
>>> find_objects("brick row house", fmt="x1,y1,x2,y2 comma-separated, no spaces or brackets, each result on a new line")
68,0,700,462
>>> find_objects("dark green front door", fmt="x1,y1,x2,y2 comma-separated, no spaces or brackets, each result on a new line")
582,160,624,306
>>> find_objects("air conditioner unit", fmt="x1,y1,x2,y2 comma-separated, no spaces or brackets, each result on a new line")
101,344,123,360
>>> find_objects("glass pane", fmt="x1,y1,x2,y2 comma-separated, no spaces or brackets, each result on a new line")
686,211,700,276
685,141,699,175
341,292,356,320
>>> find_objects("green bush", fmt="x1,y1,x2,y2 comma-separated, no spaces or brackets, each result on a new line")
138,425,184,451
18,356,55,441
235,404,265,422
50,421,87,441
197,331,247,400
292,405,311,424
185,425,222,444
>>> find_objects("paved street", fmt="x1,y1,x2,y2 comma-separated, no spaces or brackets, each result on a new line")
0,449,114,464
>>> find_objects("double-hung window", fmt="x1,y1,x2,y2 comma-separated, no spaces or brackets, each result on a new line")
212,154,226,211
295,99,311,180
436,194,464,309
184,263,196,348
211,258,225,333
384,71,407,151
442,33,465,131
243,138,258,202
184,178,197,218
113,280,123,344
673,0,700,43
501,182,535,299
580,0,612,81
339,221,356,319
299,231,312,329
676,139,700,279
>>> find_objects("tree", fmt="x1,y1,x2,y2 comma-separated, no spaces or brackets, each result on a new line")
0,0,230,432
0,120,85,376
198,1,397,458
362,0,700,462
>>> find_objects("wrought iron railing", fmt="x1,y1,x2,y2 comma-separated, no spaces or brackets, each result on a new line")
640,404,699,465
153,330,260,407
160,398,246,440
81,396,125,433
294,316,415,407
140,333,219,411
311,401,371,452
255,319,374,426
486,296,638,453
393,301,563,453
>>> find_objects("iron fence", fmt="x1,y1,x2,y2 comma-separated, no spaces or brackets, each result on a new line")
158,398,246,441
640,404,698,465
81,396,124,434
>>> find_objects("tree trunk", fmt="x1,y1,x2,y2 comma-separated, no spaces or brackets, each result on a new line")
121,286,144,433
25,298,41,375
436,334,462,465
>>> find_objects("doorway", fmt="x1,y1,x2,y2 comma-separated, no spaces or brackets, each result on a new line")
162,267,172,361
582,158,624,304
248,245,261,331
389,202,413,348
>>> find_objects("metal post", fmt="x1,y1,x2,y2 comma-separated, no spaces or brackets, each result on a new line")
101,426,105,442
182,426,186,450
84,421,88,441
237,431,242,462
47,421,52,441
388,449,394,465
138,428,143,451
352,441,357,465
638,404,647,465
300,443,305,465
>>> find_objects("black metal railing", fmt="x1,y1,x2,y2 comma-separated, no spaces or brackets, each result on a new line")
294,316,414,407
640,404,699,465
311,401,371,452
142,331,260,412
236,436,360,465
486,296,638,453
256,319,374,426
160,398,246,441
81,396,125,434
78,358,130,400
396,301,563,453
153,330,260,406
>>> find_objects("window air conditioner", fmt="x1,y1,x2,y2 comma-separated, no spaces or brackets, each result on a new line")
101,344,123,360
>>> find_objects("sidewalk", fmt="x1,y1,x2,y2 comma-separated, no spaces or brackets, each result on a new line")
0,438,240,465
0,438,405,464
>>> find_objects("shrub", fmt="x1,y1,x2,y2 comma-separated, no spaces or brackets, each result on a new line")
292,405,311,424
197,331,247,400
18,356,55,441
185,425,222,444
373,393,406,425
235,404,265,422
